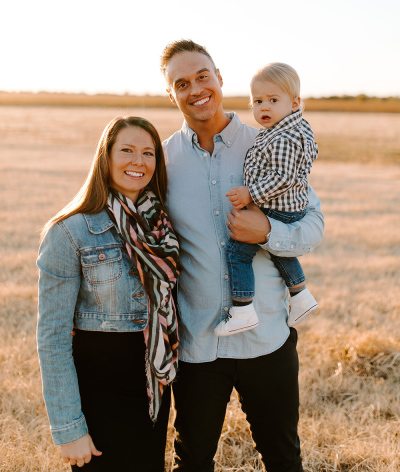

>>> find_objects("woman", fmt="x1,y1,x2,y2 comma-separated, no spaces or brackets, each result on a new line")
37,116,180,471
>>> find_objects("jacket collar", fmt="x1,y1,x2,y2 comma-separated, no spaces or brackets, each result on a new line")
84,210,117,234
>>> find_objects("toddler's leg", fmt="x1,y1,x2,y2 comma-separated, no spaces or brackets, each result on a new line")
214,240,259,337
269,254,318,327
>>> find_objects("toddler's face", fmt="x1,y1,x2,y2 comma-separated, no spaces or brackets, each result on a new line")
251,79,300,129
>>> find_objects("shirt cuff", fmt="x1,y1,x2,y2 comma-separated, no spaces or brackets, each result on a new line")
258,218,312,257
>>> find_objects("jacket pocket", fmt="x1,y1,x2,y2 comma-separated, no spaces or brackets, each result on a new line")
81,246,122,285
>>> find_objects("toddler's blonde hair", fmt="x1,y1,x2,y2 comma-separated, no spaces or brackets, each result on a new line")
252,62,304,110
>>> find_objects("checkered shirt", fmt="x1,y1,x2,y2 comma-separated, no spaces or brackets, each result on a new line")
244,110,318,211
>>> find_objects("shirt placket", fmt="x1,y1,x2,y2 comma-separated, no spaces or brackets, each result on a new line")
208,138,231,357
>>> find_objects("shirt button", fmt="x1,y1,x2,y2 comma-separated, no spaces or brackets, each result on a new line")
221,241,225,246
275,243,280,247
227,141,230,145
224,275,229,279
203,153,207,157
224,307,229,311
212,180,216,184
215,211,220,215
290,245,294,249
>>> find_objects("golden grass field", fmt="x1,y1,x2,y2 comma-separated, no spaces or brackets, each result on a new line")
0,105,399,471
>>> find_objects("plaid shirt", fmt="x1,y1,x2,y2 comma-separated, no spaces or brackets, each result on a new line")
244,110,318,211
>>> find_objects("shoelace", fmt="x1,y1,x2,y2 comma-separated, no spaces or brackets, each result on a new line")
224,313,232,323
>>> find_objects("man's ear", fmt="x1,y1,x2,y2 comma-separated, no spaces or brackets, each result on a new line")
292,97,301,112
167,89,177,107
216,69,223,87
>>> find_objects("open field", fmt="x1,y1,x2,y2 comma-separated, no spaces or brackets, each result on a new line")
1,92,400,113
0,106,400,471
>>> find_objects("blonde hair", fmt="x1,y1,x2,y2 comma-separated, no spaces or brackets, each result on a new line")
40,116,167,241
252,62,304,110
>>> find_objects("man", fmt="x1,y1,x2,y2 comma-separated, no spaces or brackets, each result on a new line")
161,40,324,472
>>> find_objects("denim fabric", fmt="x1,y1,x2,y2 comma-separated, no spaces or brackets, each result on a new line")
227,209,307,298
163,113,324,363
37,210,148,445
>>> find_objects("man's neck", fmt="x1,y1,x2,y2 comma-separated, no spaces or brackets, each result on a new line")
186,109,231,155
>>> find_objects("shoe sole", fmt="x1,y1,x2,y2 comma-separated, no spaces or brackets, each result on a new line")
288,304,318,327
215,322,259,337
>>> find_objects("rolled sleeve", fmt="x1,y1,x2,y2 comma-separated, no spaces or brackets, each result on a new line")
259,184,324,257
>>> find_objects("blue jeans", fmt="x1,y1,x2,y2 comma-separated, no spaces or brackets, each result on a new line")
227,208,306,299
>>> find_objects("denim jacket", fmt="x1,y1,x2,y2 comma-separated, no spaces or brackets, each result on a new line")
37,209,148,445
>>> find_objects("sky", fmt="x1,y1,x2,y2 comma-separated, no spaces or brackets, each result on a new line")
2,0,399,98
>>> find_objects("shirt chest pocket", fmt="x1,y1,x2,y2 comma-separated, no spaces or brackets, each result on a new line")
81,247,122,285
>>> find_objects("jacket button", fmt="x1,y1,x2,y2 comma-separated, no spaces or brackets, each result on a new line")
98,253,106,261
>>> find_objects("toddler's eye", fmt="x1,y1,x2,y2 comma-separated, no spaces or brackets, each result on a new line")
271,98,277,103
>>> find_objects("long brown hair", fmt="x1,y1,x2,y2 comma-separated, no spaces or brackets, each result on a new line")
41,116,167,240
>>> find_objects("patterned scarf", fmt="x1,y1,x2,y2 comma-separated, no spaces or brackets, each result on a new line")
107,188,180,421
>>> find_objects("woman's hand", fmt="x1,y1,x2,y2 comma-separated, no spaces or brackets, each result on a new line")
227,203,271,244
60,434,102,467
226,186,252,209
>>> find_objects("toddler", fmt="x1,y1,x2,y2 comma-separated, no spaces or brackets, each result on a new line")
214,63,318,337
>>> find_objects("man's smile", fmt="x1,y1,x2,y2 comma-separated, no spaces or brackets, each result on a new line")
191,96,211,107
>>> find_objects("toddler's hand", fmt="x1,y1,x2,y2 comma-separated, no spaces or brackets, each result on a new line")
226,186,252,209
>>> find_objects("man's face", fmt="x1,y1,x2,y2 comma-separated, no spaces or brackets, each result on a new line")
165,52,224,127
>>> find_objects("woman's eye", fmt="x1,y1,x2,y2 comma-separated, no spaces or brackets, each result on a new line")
121,148,132,153
144,152,155,157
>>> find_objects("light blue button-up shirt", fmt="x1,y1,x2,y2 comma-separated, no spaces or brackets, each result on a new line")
163,113,324,363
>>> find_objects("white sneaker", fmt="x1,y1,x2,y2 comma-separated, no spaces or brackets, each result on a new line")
214,303,259,337
288,288,318,327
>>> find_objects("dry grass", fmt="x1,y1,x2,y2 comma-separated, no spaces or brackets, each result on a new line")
1,91,400,113
0,106,399,471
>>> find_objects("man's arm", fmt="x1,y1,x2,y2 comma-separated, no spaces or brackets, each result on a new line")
227,185,324,257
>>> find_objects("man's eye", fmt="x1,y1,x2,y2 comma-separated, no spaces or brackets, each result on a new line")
199,74,208,79
178,83,186,89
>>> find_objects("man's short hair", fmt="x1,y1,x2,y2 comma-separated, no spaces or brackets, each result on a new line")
160,39,217,76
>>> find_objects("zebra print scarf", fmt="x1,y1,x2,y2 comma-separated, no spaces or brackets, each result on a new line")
107,188,180,421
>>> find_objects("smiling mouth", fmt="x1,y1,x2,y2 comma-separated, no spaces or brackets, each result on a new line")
191,96,210,107
261,115,271,120
125,171,144,177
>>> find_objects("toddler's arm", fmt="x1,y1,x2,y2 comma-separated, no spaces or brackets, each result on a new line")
226,186,253,209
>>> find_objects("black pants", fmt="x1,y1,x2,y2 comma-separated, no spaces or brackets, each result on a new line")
71,330,170,472
173,328,303,472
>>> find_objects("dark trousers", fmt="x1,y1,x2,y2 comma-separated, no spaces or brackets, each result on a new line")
71,330,171,472
173,328,303,472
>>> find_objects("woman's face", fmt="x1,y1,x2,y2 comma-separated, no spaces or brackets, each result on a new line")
109,126,156,203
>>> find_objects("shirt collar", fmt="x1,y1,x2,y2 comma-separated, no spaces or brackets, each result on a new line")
181,112,242,148
259,109,303,138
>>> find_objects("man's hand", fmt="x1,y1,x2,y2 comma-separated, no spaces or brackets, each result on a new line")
60,434,102,467
227,203,271,244
226,186,253,209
